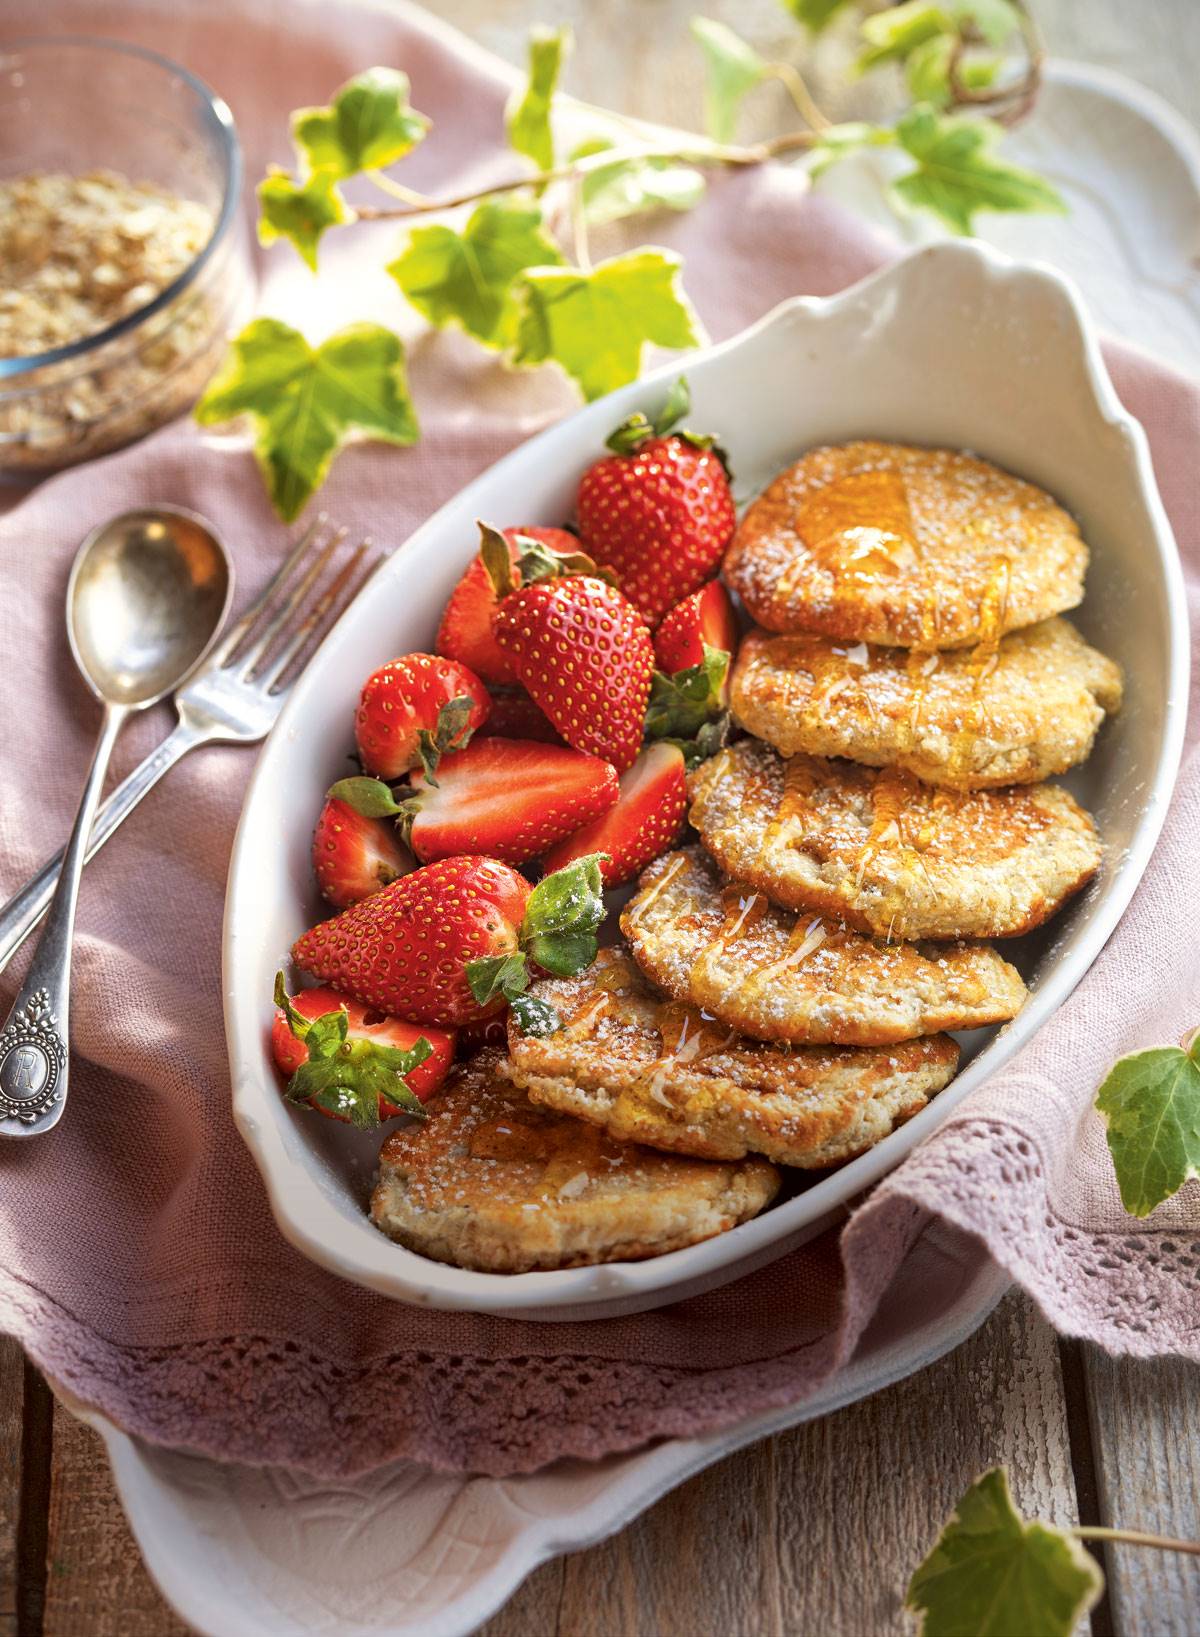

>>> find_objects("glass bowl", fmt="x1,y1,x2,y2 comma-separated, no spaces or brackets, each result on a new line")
0,36,253,478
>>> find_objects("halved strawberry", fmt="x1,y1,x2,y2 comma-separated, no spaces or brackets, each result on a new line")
654,581,739,690
493,575,654,771
436,525,582,685
476,688,564,744
543,743,687,886
291,853,607,1032
576,378,736,627
355,653,491,782
312,796,411,909
271,979,456,1127
331,739,619,866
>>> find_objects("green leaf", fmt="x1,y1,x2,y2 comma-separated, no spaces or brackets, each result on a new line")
510,993,561,1036
856,2,953,74
806,120,897,180
644,646,730,740
272,974,430,1127
782,0,852,31
660,710,732,771
257,167,350,272
891,105,1067,235
507,25,570,171
388,199,565,349
905,35,1000,105
511,249,700,402
291,68,430,180
327,776,404,818
196,319,419,522
604,375,695,455
1096,1040,1200,1217
571,138,706,227
690,17,767,143
465,951,529,1006
520,853,607,976
955,0,1020,46
907,1467,1103,1637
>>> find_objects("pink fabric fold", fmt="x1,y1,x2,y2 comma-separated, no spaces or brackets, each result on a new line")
0,0,1196,1479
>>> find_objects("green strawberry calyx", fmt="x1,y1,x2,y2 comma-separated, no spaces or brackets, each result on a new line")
603,376,731,476
643,643,731,766
477,520,616,601
273,972,431,1128
464,851,610,1037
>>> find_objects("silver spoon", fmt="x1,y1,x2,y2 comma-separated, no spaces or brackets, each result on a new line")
0,507,232,1138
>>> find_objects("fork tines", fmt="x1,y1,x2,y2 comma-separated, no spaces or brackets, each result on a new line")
217,516,384,695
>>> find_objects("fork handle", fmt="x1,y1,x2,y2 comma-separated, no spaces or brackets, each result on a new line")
0,719,208,975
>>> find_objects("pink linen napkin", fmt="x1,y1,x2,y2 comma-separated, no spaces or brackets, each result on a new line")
0,0,1196,1480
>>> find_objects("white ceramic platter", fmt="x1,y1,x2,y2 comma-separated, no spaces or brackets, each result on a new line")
225,237,1188,1319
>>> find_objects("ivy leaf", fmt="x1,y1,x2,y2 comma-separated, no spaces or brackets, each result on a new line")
956,0,1021,46
856,2,954,74
782,0,853,31
511,249,700,402
891,105,1067,235
291,68,430,180
195,319,419,522
257,167,350,272
691,17,767,144
807,121,897,179
571,138,707,226
507,25,570,171
1095,1039,1200,1217
904,35,999,106
907,1468,1103,1637
388,199,564,348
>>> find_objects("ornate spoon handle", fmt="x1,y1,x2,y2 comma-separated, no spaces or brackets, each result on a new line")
0,705,128,1136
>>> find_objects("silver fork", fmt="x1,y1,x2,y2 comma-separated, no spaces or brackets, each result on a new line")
0,517,381,974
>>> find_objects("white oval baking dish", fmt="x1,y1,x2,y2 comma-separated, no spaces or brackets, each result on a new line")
225,239,1188,1319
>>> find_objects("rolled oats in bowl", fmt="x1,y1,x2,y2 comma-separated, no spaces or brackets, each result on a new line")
0,39,252,478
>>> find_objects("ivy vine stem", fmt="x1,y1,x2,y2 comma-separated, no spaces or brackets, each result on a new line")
1072,1526,1200,1558
352,131,820,224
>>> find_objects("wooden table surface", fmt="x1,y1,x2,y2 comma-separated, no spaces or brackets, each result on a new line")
4,1,1199,1632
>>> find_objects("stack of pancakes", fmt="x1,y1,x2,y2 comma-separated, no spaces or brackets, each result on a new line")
373,442,1123,1274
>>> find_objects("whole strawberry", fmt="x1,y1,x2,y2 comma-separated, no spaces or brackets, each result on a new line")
355,653,491,782
576,377,736,627
436,524,582,686
493,575,653,771
291,852,607,1032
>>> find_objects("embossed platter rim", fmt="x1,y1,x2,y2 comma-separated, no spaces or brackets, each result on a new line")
224,238,1189,1318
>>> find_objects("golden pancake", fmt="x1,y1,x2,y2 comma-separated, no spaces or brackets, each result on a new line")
689,740,1101,940
369,1049,779,1272
620,848,1027,1047
505,947,959,1168
724,441,1087,648
729,617,1122,790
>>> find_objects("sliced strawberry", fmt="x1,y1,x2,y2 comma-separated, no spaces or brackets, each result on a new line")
355,653,491,782
271,979,456,1127
436,525,582,685
577,378,736,627
654,581,739,690
543,743,687,886
403,737,619,865
291,853,607,1032
476,688,564,744
493,576,654,771
312,796,411,909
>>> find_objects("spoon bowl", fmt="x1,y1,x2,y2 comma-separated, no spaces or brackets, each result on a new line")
67,507,232,707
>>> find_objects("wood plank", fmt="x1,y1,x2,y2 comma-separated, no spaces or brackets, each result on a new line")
480,1290,1080,1637
0,1338,24,1635
41,1399,189,1637
1083,1347,1200,1637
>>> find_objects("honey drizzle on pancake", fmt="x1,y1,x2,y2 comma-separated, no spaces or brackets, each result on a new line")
946,555,1011,782
624,853,687,927
637,1003,736,1107
734,915,828,1007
